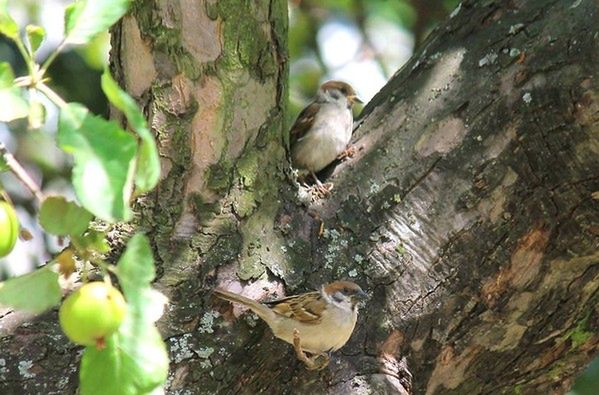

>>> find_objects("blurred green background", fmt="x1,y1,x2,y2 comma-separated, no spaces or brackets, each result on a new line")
0,1,596,393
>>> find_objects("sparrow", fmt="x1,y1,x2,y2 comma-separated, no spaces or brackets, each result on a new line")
289,81,362,195
214,280,367,370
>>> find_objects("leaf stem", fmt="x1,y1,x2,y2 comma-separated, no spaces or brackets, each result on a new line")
39,40,66,77
0,141,44,203
14,39,35,77
37,83,67,109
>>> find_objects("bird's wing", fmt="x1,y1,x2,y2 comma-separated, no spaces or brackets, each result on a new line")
264,291,324,324
289,102,319,145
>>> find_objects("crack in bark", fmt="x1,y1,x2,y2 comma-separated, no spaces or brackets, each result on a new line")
403,281,446,317
400,158,442,202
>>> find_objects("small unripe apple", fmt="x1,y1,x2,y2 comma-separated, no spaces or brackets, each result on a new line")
59,282,127,348
0,201,19,257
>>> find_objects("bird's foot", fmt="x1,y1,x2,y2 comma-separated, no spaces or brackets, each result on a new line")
293,329,330,370
337,145,356,161
309,182,334,200
306,173,333,200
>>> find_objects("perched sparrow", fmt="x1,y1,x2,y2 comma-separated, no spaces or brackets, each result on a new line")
290,81,362,195
214,280,367,370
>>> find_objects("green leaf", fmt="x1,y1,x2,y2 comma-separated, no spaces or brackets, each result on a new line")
80,335,122,395
116,234,156,288
80,234,168,395
39,196,93,236
58,103,136,222
72,229,110,254
25,24,45,54
80,327,166,395
0,63,28,122
0,0,18,40
0,266,61,313
0,89,28,122
0,61,13,88
101,70,160,193
0,155,8,172
64,0,131,45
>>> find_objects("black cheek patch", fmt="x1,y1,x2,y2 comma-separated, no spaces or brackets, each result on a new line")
329,90,341,100
332,292,345,303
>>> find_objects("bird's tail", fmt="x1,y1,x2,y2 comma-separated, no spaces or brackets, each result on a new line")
213,289,275,322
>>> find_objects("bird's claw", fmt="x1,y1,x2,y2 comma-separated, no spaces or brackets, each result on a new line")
310,182,333,200
337,146,356,161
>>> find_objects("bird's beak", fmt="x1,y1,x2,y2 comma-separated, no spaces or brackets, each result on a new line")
349,95,363,105
354,289,368,300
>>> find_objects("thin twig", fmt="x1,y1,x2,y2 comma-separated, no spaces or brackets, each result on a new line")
13,38,35,77
37,83,68,109
0,141,44,203
39,39,67,78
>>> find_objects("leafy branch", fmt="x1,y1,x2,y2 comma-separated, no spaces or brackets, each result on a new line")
0,0,168,393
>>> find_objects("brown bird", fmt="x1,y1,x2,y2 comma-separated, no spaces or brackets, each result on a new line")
214,280,367,370
289,81,362,195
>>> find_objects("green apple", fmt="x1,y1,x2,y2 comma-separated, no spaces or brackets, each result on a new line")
59,282,127,348
0,201,19,257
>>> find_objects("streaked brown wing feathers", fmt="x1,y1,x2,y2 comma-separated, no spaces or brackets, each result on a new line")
289,102,319,145
265,291,324,324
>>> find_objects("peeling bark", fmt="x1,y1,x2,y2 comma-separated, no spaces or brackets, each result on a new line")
1,0,598,394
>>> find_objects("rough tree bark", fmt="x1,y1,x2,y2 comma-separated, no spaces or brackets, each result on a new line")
0,0,598,394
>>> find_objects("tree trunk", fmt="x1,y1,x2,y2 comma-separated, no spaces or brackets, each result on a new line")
1,0,598,394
